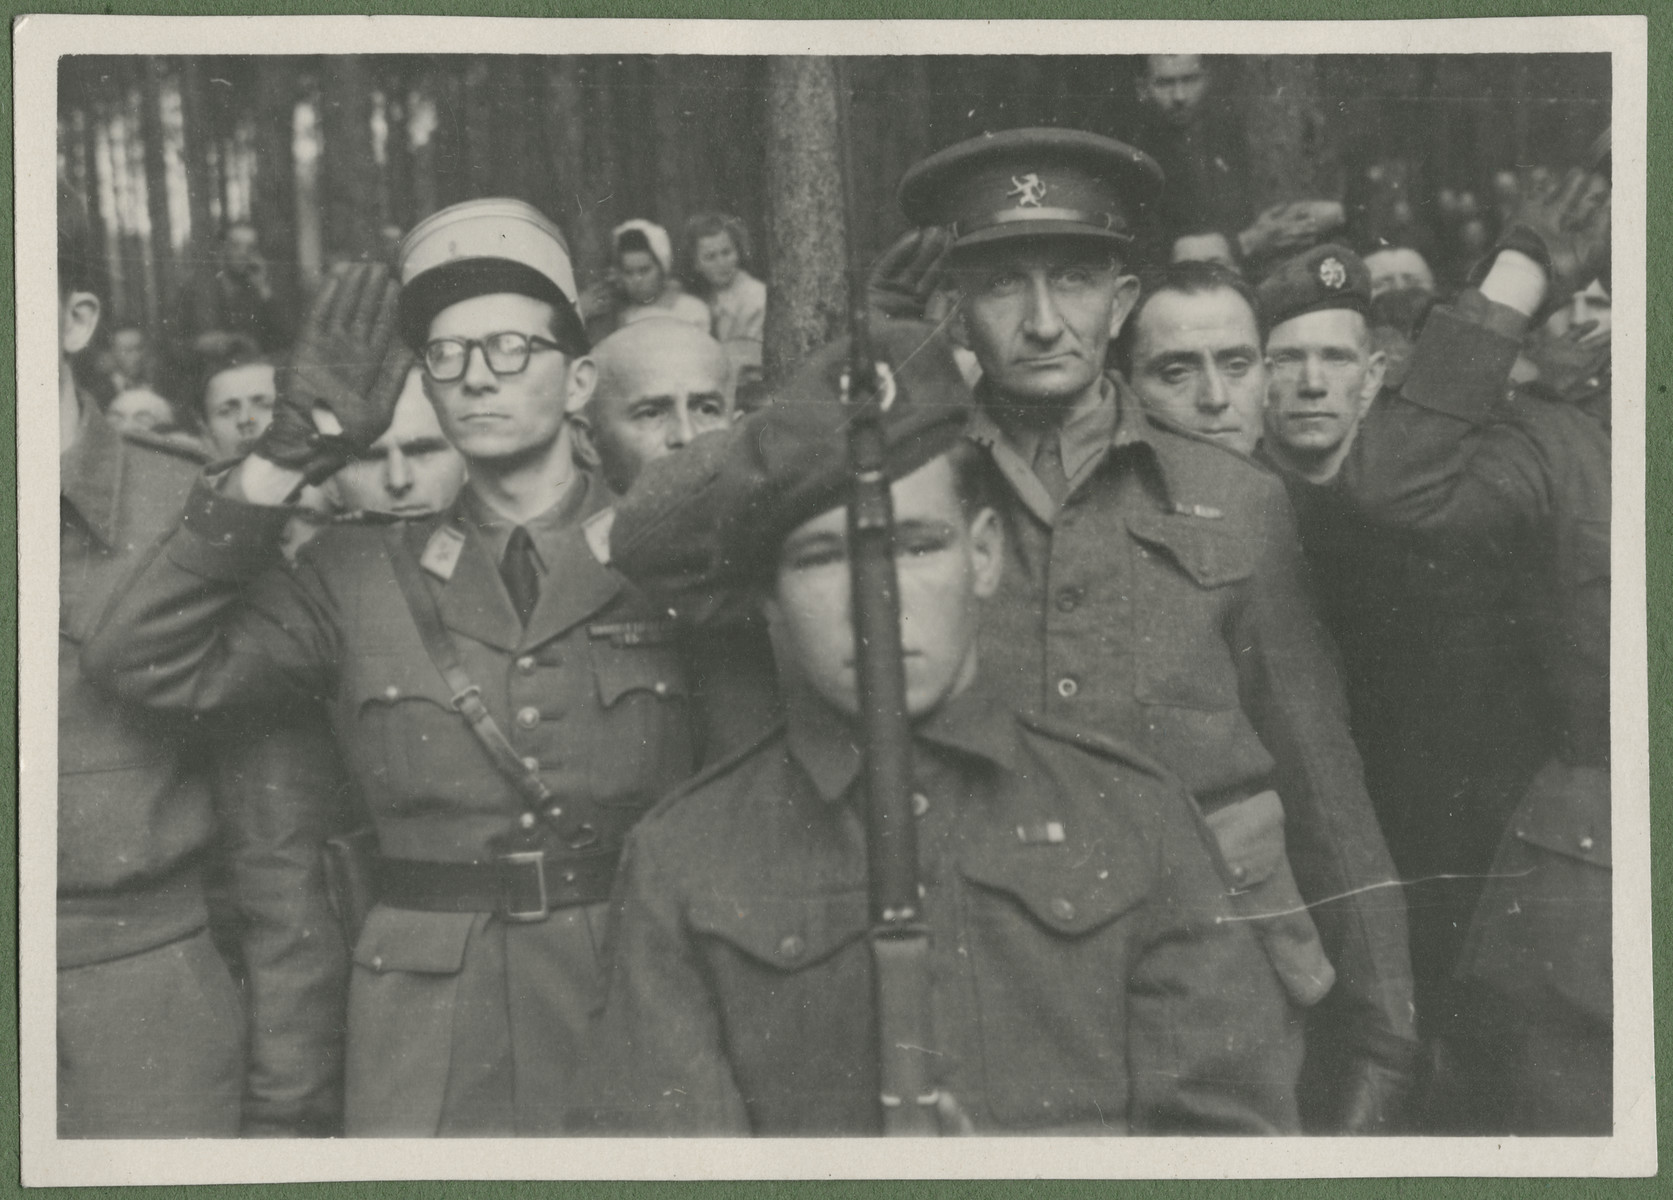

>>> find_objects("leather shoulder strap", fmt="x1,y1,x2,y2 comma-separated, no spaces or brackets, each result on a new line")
383,524,553,815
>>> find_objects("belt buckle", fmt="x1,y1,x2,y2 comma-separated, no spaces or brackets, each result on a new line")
498,850,549,922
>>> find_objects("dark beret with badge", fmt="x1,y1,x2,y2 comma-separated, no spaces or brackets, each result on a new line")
1257,242,1372,330
395,197,589,356
610,320,973,598
898,127,1163,251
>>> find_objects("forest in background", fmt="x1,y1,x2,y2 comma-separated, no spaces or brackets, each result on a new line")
58,52,1609,358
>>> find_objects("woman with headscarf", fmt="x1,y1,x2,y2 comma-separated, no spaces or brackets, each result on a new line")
581,219,711,338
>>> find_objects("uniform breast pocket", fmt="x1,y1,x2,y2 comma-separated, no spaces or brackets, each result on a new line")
1126,513,1251,712
589,642,696,801
957,849,1149,1125
346,656,485,811
688,891,872,1099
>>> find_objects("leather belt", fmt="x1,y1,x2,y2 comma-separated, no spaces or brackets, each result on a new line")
373,851,618,922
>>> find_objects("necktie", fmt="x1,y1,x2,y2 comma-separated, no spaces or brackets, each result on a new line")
1032,431,1070,508
500,526,540,627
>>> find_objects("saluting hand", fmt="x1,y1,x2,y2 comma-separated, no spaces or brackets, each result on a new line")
867,227,953,321
1506,166,1612,304
257,262,413,485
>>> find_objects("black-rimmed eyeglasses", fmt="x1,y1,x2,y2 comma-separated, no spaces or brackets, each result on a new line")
422,332,563,384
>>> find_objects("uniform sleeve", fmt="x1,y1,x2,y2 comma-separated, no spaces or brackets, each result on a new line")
1232,481,1418,1060
1338,294,1554,539
82,477,343,713
213,713,356,1136
570,827,751,1134
1126,782,1304,1134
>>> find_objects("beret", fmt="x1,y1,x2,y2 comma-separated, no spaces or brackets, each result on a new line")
899,127,1163,251
610,321,973,596
396,197,586,351
1257,242,1372,330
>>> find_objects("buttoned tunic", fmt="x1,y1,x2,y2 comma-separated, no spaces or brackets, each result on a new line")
581,683,1304,1135
82,468,698,1135
967,378,1417,1083
1338,295,1611,1119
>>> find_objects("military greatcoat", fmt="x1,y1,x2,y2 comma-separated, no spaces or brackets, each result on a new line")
82,467,698,1136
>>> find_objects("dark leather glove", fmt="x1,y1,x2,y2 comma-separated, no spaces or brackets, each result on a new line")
259,262,413,484
867,227,953,321
1526,318,1610,402
1480,166,1611,322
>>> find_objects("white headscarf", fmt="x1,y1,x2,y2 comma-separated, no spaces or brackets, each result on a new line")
612,218,674,275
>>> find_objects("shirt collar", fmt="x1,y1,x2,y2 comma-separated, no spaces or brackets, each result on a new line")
459,468,595,571
61,400,124,548
784,674,1023,805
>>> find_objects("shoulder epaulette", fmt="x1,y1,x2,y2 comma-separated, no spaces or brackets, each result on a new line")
1016,710,1176,783
644,720,788,820
118,427,210,464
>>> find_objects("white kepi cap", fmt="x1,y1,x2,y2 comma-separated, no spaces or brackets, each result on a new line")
395,197,583,350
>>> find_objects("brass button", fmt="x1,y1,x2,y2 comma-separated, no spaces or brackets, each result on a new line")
517,706,540,729
778,935,805,960
1231,866,1248,884
911,792,930,817
1056,587,1082,613
370,955,384,972
1056,676,1079,699
547,805,564,822
1579,836,1595,851
1050,898,1076,922
518,812,537,830
561,869,577,884
383,685,400,700
522,756,540,771
653,680,670,697
516,655,537,674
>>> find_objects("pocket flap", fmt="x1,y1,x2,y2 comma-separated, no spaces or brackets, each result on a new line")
593,647,692,709
958,834,1151,937
352,905,477,974
348,654,456,713
1512,760,1610,868
687,891,867,970
1126,511,1255,589
1202,790,1287,891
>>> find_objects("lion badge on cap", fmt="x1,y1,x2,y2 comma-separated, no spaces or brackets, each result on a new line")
1007,173,1048,208
1318,256,1348,289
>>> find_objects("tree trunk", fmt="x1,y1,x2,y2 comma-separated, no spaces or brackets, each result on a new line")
137,58,174,318
546,56,605,278
381,58,415,234
463,56,496,198
651,57,686,239
253,58,299,319
178,57,216,249
1240,55,1335,209
761,57,850,382
319,55,377,263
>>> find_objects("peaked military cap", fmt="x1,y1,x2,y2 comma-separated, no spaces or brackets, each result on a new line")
611,321,973,594
1258,242,1372,330
396,197,588,353
898,127,1163,250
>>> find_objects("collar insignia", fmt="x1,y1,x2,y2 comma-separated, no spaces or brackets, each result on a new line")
419,524,467,581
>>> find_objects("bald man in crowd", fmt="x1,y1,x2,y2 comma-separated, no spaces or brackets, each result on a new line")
575,319,736,496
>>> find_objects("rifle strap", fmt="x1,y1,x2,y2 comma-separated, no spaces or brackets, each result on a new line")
384,524,583,842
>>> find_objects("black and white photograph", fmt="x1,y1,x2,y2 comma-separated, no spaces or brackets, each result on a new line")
16,13,1652,1184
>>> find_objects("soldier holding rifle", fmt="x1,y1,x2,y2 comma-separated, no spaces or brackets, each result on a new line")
578,322,1306,1134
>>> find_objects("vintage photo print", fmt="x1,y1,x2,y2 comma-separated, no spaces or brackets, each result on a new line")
16,12,1653,1184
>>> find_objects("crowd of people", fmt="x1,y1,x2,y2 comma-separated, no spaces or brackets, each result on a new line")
56,55,1613,1141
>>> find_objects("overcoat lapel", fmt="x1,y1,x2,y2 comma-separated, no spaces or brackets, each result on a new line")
518,527,623,651
403,514,525,653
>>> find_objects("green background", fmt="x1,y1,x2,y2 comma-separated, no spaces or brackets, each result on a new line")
6,0,1666,1192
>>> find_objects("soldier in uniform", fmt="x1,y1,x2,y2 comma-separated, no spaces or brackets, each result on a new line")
581,323,1307,1135
57,193,244,1137
888,128,1419,1130
84,198,699,1135
1337,167,1613,1134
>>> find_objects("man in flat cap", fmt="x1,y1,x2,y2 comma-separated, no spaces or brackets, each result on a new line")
890,127,1419,1131
578,324,1306,1135
85,197,700,1135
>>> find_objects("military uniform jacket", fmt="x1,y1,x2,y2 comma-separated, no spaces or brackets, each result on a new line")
581,682,1304,1135
967,378,1416,1066
1337,292,1611,1023
60,409,219,967
82,467,699,1133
